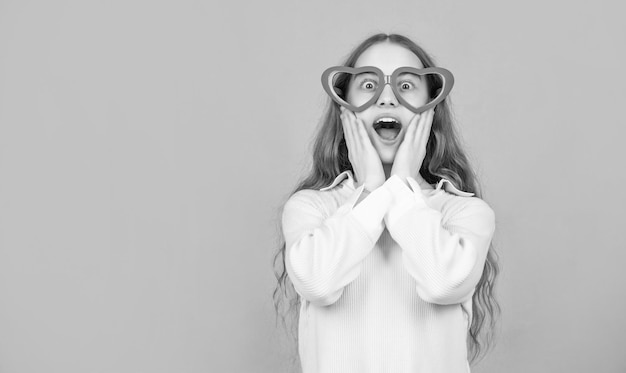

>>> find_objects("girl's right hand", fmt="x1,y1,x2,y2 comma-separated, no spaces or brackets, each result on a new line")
340,107,386,192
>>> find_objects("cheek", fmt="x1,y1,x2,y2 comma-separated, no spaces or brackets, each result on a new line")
353,113,376,138
422,90,432,104
345,87,359,106
413,91,430,107
353,112,370,127
405,91,430,108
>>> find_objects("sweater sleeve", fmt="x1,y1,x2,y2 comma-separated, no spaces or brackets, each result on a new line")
282,184,393,306
382,175,496,305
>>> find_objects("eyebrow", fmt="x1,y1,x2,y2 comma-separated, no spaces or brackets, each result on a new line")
396,74,422,82
354,72,378,77
397,72,422,78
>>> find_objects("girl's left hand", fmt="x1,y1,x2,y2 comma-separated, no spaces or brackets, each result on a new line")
390,108,435,187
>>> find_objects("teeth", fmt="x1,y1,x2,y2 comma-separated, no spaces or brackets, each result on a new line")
374,117,401,130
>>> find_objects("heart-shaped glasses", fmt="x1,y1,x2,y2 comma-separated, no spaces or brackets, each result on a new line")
321,66,454,113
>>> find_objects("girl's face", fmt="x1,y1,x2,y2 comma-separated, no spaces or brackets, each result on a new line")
347,42,429,165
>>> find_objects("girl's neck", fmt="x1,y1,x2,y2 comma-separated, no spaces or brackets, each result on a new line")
383,163,393,180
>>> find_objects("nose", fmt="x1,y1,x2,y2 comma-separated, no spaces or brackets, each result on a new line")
376,84,399,108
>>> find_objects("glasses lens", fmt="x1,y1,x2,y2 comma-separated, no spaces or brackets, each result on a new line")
395,72,434,109
329,71,380,108
346,72,380,107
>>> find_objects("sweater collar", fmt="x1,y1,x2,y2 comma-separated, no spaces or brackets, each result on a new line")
319,170,474,197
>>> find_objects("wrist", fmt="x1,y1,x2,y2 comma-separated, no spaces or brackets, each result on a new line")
413,173,431,190
389,172,410,188
361,180,382,192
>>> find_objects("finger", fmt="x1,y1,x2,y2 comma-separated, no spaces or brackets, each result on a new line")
339,107,350,136
406,113,420,142
347,112,363,155
408,111,426,149
344,107,357,124
355,118,371,146
416,109,433,135
345,111,363,150
416,109,434,148
423,109,434,148
425,108,435,132
428,108,435,130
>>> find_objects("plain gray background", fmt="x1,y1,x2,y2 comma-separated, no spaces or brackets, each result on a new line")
1,0,625,372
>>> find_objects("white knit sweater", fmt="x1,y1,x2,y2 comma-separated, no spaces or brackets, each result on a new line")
282,170,496,373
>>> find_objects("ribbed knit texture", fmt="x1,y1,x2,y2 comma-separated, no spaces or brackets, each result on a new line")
282,171,496,373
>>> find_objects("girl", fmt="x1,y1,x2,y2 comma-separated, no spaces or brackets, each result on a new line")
273,33,499,373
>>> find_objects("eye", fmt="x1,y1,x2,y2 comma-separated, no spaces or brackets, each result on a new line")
399,81,414,91
360,79,377,90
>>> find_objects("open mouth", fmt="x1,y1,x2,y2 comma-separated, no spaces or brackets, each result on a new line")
373,117,402,141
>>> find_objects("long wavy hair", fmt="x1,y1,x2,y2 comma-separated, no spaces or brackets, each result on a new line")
272,33,500,370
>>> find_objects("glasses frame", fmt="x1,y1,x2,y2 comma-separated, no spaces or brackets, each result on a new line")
321,65,454,113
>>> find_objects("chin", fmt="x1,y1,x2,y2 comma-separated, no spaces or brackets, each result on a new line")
377,148,396,165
